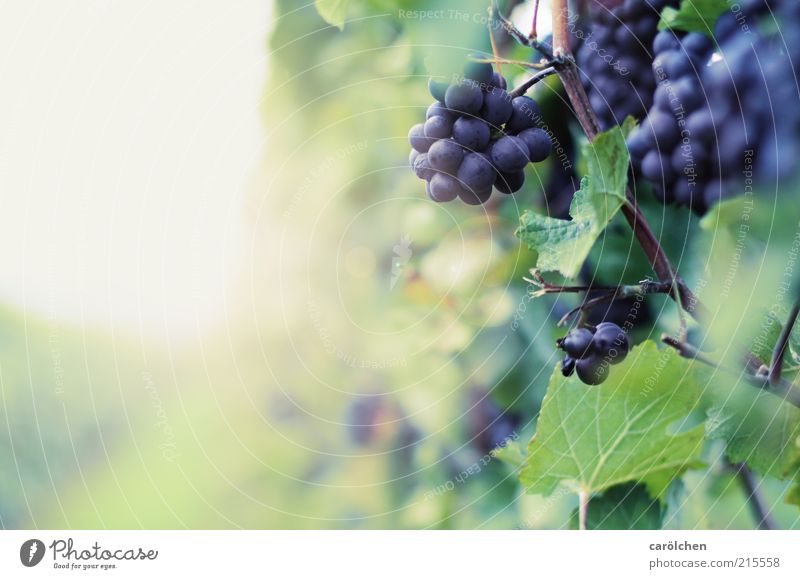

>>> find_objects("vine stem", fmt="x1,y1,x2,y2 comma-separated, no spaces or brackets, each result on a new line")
661,335,800,409
578,490,589,530
769,298,800,386
547,0,704,322
733,462,779,530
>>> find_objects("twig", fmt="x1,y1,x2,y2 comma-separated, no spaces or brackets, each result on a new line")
732,462,779,530
490,1,555,60
548,0,704,323
509,66,558,98
551,0,569,57
661,335,800,409
530,0,541,39
769,299,800,387
578,490,589,530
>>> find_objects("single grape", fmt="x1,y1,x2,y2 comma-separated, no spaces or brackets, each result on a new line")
427,139,464,173
408,123,434,152
518,128,552,163
426,101,453,121
445,82,484,115
464,57,494,86
490,136,529,173
428,78,449,102
480,88,513,128
452,117,490,151
412,153,433,181
641,150,671,182
561,356,576,377
457,152,496,192
428,173,462,202
576,355,609,386
491,72,507,90
494,170,525,194
561,328,594,359
505,96,541,134
458,186,492,205
592,323,629,365
424,115,453,139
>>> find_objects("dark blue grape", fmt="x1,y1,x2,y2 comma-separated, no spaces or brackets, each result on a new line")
491,72,507,90
428,78,449,102
424,115,453,139
457,152,496,191
452,117,490,151
428,173,462,202
518,128,552,163
412,153,433,181
408,123,434,153
494,170,524,194
458,186,492,205
426,101,453,120
445,82,483,115
427,139,464,173
576,355,608,385
561,356,576,377
480,88,513,128
592,323,629,364
491,136,529,172
505,96,541,134
464,56,494,86
562,328,594,359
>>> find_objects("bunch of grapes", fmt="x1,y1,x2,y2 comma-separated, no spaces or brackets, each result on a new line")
626,29,715,212
627,0,800,212
408,59,553,205
576,0,679,130
557,323,630,386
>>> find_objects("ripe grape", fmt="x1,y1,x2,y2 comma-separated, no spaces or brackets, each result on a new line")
423,115,452,139
561,356,576,377
452,117,490,151
505,96,541,133
518,128,552,163
427,139,464,173
408,123,434,152
481,89,513,128
561,328,594,359
457,153,496,192
490,136,529,172
592,323,629,365
445,82,483,115
428,173,462,202
428,78,449,102
575,355,609,386
494,170,525,194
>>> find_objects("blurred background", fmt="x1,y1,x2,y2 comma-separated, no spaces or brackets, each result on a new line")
1,0,798,529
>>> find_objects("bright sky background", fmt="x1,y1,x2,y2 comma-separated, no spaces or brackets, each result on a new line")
0,0,271,336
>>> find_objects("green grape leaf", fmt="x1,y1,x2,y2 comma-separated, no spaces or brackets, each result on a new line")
750,312,783,366
707,395,800,481
658,0,729,35
516,124,629,278
568,483,663,530
491,439,527,470
315,0,349,29
521,341,706,498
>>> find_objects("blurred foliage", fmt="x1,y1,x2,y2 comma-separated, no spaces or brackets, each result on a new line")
1,0,799,530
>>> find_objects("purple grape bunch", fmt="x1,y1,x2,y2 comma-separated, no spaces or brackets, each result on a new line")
557,322,630,386
408,57,553,205
627,0,800,212
576,0,680,131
